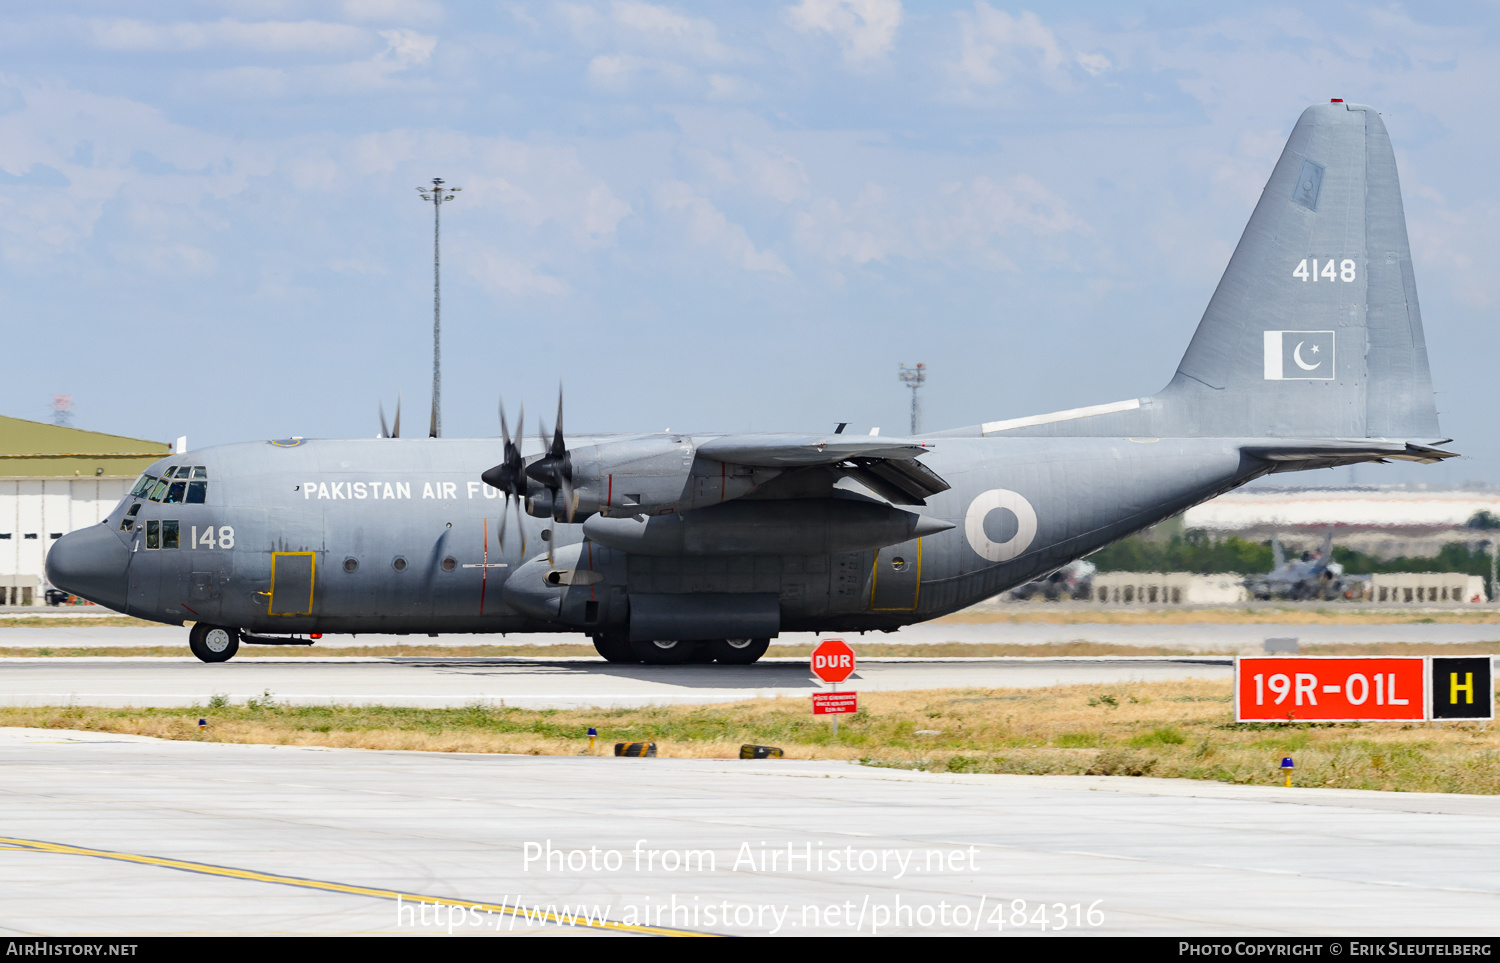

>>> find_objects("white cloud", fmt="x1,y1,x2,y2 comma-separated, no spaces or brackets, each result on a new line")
83,18,373,54
787,0,902,64
951,4,1109,95
655,181,790,274
612,1,728,62
461,246,569,297
793,175,1085,269
342,0,445,24
686,140,811,203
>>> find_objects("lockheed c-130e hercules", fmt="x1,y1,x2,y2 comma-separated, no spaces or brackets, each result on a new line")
47,101,1455,665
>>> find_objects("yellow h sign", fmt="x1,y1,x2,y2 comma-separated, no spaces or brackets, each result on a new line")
1450,672,1474,705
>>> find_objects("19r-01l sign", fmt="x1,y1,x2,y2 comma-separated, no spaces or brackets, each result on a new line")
1236,657,1425,722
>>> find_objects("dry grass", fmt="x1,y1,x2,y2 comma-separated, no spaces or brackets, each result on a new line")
941,607,1500,625
8,679,1500,794
0,616,158,628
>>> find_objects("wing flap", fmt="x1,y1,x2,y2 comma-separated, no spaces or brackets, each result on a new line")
839,456,951,506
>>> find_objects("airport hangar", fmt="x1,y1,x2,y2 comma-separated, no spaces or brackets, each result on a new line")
0,414,170,605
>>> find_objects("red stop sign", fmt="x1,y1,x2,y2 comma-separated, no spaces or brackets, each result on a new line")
811,638,856,683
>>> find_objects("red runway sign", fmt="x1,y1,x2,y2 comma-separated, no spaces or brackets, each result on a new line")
1236,657,1425,722
811,638,857,683
812,692,858,715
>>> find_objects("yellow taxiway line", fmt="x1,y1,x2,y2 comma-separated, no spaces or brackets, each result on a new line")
0,835,717,937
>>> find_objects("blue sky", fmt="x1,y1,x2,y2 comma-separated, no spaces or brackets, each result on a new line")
1,1,1496,485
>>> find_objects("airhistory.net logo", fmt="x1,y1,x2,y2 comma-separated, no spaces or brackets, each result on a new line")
1263,330,1335,380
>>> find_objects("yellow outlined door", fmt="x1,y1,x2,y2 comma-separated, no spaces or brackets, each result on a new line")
269,552,316,615
870,540,921,611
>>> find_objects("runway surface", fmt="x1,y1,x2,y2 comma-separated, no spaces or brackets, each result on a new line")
0,656,1230,708
2,727,1496,936
5,619,1500,651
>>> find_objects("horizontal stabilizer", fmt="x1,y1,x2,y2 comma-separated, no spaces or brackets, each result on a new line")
1242,439,1458,472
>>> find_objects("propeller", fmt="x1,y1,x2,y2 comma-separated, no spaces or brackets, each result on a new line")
378,392,402,439
523,387,575,563
480,398,527,557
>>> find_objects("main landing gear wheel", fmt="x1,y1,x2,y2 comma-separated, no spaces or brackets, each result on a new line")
705,633,768,663
189,624,240,663
631,638,698,665
708,638,769,665
592,634,637,664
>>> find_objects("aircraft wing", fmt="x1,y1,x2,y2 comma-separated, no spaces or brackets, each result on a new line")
696,434,951,505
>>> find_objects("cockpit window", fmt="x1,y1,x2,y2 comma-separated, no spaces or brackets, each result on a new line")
186,481,207,504
130,475,157,498
163,481,187,504
148,480,169,502
191,466,208,479
164,466,178,478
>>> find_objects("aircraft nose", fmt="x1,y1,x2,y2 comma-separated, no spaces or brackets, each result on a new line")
46,524,130,611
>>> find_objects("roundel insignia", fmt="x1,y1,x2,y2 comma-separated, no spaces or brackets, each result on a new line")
964,489,1038,563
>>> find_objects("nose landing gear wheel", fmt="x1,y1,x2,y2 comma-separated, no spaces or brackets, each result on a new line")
189,624,240,663
631,638,698,665
708,637,769,665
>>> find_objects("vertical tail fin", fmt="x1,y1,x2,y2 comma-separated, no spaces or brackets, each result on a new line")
1159,101,1439,440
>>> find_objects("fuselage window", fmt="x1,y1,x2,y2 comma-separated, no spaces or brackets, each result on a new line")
163,481,187,504
127,504,141,517
186,481,207,504
441,556,457,572
146,520,160,549
130,475,157,498
392,557,408,572
343,557,359,573
162,520,179,549
119,517,134,532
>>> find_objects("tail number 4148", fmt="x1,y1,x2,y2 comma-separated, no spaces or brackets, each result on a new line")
1293,258,1356,282
191,526,235,549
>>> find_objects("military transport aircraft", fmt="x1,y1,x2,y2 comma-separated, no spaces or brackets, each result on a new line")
47,101,1454,665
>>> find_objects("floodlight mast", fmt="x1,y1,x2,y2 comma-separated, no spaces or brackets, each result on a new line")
416,178,461,437
898,363,926,435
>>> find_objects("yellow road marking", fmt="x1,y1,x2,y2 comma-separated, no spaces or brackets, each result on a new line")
0,835,716,937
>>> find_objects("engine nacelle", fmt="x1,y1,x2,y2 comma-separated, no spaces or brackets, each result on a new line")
531,436,771,521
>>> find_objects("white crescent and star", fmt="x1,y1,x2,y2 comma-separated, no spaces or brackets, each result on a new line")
1293,340,1322,371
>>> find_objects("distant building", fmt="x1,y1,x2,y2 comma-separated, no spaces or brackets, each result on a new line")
1182,486,1500,559
0,415,170,604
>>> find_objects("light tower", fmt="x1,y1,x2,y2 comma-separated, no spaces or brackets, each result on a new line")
417,177,461,437
898,363,926,435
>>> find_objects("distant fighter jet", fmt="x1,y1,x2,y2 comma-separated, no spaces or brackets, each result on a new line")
47,101,1454,664
1245,532,1370,601
1007,559,1097,601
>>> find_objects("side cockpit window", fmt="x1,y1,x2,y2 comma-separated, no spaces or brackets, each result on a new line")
131,474,158,498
